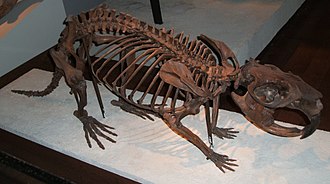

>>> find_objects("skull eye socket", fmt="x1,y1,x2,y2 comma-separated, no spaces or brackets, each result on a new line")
253,83,289,107
254,85,279,103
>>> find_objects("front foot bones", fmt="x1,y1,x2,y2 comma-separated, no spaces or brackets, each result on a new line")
207,152,238,173
74,110,117,149
213,127,239,139
111,99,155,121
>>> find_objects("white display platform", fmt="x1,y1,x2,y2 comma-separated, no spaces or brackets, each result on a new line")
107,0,305,65
1,69,329,184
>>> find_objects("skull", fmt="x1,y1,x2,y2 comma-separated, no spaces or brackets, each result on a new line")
231,59,323,139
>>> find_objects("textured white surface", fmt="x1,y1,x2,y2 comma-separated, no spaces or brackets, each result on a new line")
1,69,329,184
106,0,305,64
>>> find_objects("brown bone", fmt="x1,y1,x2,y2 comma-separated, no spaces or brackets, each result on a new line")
159,61,208,97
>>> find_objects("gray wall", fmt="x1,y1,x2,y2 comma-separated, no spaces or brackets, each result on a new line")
0,0,104,77
62,0,104,16
0,0,66,77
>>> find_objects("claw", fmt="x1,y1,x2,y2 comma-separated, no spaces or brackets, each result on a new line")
213,127,239,139
207,152,237,173
111,99,155,121
83,125,92,148
90,121,116,143
74,110,117,149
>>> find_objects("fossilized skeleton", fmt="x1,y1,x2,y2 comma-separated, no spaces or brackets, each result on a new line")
13,4,323,172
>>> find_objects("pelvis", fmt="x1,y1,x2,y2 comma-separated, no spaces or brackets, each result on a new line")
232,59,323,139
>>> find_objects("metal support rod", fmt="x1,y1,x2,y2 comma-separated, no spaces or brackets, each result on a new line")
82,38,106,118
150,0,163,24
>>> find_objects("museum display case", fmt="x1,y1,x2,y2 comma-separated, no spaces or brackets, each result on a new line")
1,0,329,183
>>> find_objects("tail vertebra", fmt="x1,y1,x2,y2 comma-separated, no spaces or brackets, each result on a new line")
12,68,63,97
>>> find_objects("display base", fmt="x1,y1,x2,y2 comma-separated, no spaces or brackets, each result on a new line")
0,69,329,183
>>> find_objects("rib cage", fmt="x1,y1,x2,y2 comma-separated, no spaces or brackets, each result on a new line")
91,32,202,114
63,4,219,115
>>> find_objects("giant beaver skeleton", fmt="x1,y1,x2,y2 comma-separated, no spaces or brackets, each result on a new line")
13,4,323,172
